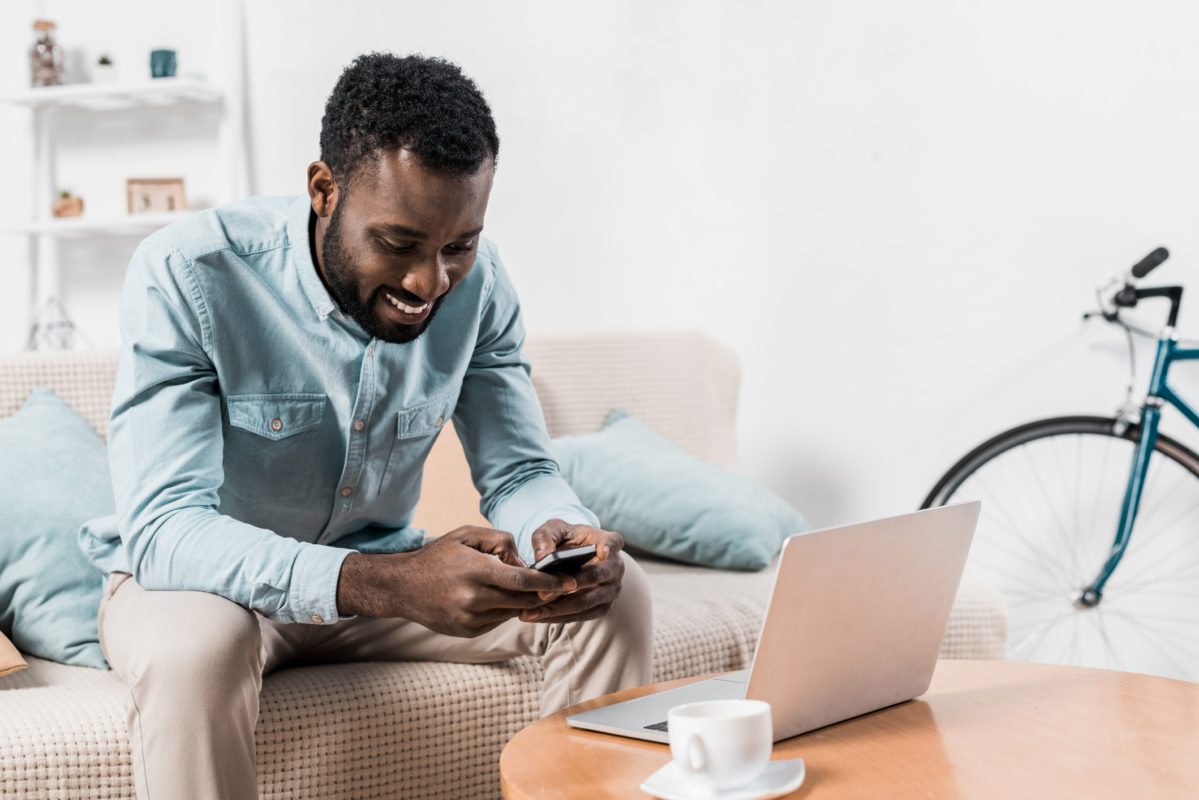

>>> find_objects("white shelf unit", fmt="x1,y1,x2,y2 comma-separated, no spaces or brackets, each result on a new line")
3,72,247,349
3,211,196,238
0,77,222,110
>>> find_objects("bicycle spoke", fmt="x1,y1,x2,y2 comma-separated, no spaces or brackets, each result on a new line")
970,530,1070,593
1019,446,1077,578
1105,609,1199,678
1091,611,1125,672
1047,435,1081,579
1112,577,1199,597
1109,611,1199,627
1069,434,1085,581
992,452,1077,584
1010,608,1072,660
1062,613,1095,668
1085,432,1115,553
1108,611,1199,660
1106,532,1199,595
1127,460,1192,550
1120,478,1199,557
969,474,1073,586
1002,588,1069,604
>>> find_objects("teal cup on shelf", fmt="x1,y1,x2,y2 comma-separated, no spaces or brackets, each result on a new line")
150,49,176,78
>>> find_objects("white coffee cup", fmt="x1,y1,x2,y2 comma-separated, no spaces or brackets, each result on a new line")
667,699,772,790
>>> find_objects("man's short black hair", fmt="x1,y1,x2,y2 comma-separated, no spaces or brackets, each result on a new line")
319,52,499,186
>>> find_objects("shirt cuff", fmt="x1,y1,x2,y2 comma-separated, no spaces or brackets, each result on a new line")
285,542,355,625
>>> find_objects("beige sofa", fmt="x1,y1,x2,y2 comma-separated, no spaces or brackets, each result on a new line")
0,331,1006,800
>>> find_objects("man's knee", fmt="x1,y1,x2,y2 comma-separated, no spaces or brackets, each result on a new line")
603,552,654,647
105,580,264,694
615,551,651,611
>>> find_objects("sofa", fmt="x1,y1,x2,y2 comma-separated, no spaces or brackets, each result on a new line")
0,330,1007,800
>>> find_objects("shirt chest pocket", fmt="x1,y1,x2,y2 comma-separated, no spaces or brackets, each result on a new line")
395,392,456,440
223,393,328,506
227,393,326,439
380,392,457,500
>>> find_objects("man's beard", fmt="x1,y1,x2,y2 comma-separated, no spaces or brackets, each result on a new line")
319,201,444,344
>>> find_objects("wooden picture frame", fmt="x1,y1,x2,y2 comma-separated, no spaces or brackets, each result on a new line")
126,177,187,214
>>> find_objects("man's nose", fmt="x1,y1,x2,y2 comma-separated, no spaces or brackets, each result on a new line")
401,253,450,302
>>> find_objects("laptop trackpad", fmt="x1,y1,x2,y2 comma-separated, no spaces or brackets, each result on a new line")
566,670,749,742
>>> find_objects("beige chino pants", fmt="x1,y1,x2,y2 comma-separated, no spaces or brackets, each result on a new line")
97,553,653,800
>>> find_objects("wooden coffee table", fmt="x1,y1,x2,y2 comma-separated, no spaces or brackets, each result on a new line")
500,660,1199,798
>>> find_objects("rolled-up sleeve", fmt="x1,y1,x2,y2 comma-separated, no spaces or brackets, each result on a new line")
451,253,599,565
107,241,349,624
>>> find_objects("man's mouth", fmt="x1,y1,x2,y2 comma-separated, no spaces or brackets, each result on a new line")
384,290,429,315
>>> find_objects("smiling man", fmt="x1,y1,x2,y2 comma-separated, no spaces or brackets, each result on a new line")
80,53,652,800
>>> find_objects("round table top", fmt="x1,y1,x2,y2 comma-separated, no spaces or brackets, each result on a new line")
500,659,1199,799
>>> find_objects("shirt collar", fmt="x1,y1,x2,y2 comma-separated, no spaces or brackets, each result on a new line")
287,195,337,322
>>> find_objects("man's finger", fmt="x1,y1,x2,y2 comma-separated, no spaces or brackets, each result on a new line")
568,552,624,590
452,526,525,564
519,583,620,622
530,518,574,562
596,530,625,561
488,563,577,595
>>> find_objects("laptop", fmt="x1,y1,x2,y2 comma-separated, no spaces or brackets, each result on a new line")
566,501,980,743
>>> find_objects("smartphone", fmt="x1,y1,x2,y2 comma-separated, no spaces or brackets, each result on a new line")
532,544,597,574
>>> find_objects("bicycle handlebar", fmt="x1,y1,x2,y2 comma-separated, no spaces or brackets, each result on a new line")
1086,245,1182,330
1131,247,1169,278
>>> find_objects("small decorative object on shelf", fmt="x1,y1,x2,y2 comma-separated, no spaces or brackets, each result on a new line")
93,54,116,84
150,49,177,79
127,177,187,213
51,189,84,218
27,297,87,351
30,20,65,87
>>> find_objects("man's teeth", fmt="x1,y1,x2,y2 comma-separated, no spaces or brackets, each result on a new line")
385,291,428,314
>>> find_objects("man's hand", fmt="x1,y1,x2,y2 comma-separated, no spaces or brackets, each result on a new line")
519,519,626,625
336,526,579,637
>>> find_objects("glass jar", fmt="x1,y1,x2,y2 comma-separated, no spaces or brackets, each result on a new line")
30,19,65,88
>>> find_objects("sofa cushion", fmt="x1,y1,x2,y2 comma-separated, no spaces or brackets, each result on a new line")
551,410,807,569
1,632,26,678
0,388,110,668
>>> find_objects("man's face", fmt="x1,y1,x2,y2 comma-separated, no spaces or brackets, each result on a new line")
314,149,494,343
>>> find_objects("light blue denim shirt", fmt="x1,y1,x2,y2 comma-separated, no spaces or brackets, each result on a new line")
79,195,598,626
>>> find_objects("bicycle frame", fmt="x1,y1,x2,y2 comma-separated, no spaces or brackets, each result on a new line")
1084,331,1199,604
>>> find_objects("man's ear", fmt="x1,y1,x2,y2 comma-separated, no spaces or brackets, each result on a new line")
307,161,339,219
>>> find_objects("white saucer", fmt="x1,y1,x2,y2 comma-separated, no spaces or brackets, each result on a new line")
639,757,806,800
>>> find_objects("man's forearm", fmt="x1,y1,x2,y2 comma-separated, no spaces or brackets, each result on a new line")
337,551,390,618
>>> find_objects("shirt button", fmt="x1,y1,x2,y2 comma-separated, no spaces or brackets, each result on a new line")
353,420,365,432
435,416,444,427
311,615,324,624
341,487,353,497
270,418,283,432
366,345,373,357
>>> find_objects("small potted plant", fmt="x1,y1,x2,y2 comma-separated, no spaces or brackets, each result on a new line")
93,54,116,84
52,189,83,218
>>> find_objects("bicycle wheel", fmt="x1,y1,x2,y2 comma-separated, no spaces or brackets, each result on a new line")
923,416,1199,682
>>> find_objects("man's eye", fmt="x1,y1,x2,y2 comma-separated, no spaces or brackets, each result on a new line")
445,241,475,254
380,240,415,254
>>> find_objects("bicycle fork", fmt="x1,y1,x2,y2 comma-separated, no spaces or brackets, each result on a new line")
1075,403,1162,608
1077,333,1179,608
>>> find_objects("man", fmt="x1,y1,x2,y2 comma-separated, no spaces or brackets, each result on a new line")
79,53,653,800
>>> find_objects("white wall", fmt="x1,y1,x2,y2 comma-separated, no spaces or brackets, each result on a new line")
2,0,1197,527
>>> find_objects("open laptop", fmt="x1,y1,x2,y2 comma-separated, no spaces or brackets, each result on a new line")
567,501,980,743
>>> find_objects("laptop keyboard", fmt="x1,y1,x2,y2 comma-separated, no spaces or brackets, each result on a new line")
644,720,669,732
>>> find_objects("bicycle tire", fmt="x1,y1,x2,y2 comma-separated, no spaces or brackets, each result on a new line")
922,416,1199,682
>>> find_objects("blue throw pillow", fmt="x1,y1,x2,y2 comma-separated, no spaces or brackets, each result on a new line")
551,410,807,569
0,388,110,668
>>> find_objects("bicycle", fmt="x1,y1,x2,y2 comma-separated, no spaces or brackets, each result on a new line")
921,247,1199,682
